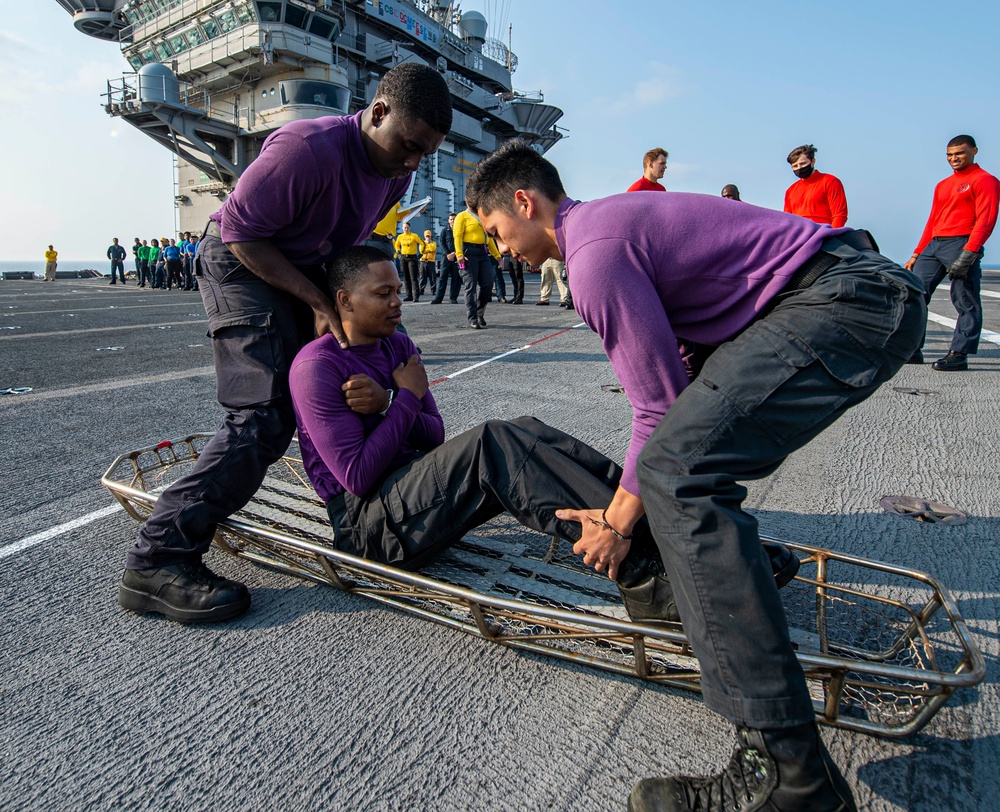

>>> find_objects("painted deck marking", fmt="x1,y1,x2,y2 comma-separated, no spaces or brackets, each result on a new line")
428,324,584,385
2,323,587,558
927,311,1000,346
0,506,120,562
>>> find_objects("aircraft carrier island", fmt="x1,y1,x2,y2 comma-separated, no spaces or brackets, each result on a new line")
53,0,566,237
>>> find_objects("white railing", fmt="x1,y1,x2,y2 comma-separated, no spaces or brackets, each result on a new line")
103,72,242,129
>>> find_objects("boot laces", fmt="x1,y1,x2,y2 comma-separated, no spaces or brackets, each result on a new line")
176,559,222,587
675,737,771,811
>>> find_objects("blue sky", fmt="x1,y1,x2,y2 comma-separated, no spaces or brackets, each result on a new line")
3,1,1000,262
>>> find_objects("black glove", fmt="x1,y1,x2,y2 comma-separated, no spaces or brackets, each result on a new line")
947,249,978,281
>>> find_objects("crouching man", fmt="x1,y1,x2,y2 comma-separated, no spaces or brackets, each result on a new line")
289,246,671,616
467,140,926,812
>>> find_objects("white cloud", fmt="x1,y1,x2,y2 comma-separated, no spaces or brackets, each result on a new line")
0,30,38,104
632,64,684,104
608,62,686,113
664,161,699,178
0,29,36,60
0,24,125,107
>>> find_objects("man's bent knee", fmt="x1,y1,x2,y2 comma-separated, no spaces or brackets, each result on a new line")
234,402,296,461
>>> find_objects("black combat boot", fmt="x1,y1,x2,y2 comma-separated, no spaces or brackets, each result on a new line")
628,723,857,812
119,558,251,623
614,522,680,625
931,351,968,371
615,531,800,626
615,563,681,625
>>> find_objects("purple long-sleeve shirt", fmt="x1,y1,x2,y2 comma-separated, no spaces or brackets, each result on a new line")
290,332,444,502
555,192,849,496
212,112,410,265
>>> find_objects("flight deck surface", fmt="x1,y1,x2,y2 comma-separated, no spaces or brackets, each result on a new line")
1,273,998,811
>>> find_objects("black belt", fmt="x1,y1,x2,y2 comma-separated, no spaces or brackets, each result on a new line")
782,229,881,294
760,238,843,317
782,249,842,293
201,219,324,282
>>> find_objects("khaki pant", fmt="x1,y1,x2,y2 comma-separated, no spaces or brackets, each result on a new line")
539,258,568,303
44,262,57,281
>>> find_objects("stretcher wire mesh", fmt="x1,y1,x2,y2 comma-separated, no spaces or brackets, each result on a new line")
102,434,985,738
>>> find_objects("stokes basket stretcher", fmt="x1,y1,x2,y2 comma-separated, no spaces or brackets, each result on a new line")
102,434,985,739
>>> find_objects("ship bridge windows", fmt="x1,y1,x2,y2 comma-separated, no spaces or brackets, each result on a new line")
309,16,336,39
168,32,188,53
125,0,342,74
284,4,307,30
257,2,282,23
251,1,342,40
126,0,345,71
126,3,257,69
121,0,184,27
183,25,205,47
216,3,255,29
215,10,241,33
279,80,350,112
200,17,220,39
122,0,254,30
164,24,205,54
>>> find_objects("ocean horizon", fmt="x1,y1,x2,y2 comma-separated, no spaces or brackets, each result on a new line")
1,259,108,275
4,259,1000,277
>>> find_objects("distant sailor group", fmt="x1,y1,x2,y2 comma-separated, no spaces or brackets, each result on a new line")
636,134,998,375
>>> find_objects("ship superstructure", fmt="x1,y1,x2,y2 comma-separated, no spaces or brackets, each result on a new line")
54,0,565,236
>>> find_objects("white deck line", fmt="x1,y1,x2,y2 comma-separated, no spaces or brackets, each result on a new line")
0,506,120,562
0,320,204,341
0,323,588,560
927,310,1000,346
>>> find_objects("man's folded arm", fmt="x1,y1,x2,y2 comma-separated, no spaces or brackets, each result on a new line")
293,357,421,496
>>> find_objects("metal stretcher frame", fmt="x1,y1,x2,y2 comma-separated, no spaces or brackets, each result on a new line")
102,434,986,739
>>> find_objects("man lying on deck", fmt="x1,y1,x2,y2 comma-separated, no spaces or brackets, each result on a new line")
288,245,682,621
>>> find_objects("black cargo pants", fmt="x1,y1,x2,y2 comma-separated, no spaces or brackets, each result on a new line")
331,417,624,570
636,237,926,729
127,233,318,569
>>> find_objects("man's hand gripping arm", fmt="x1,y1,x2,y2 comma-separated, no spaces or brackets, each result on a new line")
228,239,349,348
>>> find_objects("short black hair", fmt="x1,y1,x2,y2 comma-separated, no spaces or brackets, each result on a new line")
324,245,396,299
375,62,452,135
948,134,976,149
787,144,816,164
721,184,740,199
466,139,567,215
